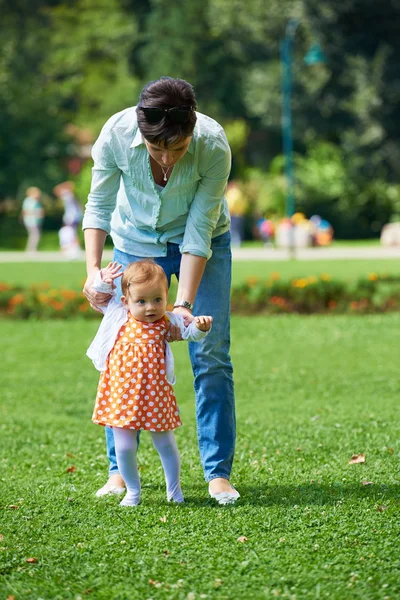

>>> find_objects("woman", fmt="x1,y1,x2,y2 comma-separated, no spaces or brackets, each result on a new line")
83,77,238,505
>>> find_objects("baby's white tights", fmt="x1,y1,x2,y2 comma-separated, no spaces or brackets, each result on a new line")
113,428,184,506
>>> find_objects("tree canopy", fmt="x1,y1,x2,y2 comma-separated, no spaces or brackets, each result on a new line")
1,0,399,236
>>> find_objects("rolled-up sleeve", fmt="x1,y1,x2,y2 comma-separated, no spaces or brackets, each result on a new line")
180,130,231,259
82,127,121,233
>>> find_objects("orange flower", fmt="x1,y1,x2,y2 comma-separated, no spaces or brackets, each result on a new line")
61,290,78,300
320,274,332,281
368,273,378,281
246,277,259,287
270,296,286,306
9,294,24,306
49,300,65,311
0,282,10,291
328,300,337,309
270,272,280,281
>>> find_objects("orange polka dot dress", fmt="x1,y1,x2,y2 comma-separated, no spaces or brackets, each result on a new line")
92,314,182,432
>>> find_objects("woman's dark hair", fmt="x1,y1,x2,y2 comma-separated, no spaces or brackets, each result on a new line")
136,77,197,147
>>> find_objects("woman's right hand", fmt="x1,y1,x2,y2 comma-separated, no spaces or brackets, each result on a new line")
83,269,113,313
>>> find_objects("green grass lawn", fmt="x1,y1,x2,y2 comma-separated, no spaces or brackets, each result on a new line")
0,258,399,291
1,313,400,599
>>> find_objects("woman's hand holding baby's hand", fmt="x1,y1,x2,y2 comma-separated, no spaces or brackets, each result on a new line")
83,262,123,312
101,261,123,285
194,316,213,331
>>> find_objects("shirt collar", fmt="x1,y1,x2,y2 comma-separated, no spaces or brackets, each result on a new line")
129,127,195,155
130,127,144,149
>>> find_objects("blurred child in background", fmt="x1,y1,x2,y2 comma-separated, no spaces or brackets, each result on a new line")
22,186,45,253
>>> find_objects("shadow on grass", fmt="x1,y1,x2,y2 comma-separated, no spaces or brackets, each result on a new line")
180,482,400,507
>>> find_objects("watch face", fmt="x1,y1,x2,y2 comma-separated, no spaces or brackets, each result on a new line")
174,301,193,310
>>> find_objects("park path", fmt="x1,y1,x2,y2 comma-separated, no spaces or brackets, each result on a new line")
0,246,400,262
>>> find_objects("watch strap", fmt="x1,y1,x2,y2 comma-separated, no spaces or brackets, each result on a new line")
173,300,194,311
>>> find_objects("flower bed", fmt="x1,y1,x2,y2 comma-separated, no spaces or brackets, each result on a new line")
0,282,97,319
1,273,400,319
231,273,400,315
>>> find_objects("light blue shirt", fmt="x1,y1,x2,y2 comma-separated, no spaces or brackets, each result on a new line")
82,107,232,259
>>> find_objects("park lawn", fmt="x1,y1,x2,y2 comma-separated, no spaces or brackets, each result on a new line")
1,313,400,599
0,258,399,290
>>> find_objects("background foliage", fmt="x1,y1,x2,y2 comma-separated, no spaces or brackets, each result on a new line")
1,0,400,238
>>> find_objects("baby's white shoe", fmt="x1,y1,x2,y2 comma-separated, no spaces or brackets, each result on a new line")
120,492,140,507
167,485,185,504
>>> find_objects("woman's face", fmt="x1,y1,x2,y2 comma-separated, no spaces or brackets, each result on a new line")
144,137,192,168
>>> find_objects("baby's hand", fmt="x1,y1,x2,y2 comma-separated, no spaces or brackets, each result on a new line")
194,315,213,332
101,262,123,285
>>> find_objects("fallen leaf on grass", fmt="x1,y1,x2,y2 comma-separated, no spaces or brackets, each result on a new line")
148,579,162,587
0,534,3,541
237,536,248,543
8,505,19,510
66,452,75,458
388,447,394,454
214,578,223,587
6,596,15,600
348,454,366,464
159,515,167,522
376,505,388,512
26,557,37,563
66,466,77,473
362,480,373,486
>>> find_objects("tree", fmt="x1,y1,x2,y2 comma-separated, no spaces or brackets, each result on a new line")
0,1,69,199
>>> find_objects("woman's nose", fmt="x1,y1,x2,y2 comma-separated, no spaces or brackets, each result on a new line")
160,153,173,165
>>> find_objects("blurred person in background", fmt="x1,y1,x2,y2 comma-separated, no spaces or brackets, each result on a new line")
22,186,45,253
82,76,239,505
53,181,83,255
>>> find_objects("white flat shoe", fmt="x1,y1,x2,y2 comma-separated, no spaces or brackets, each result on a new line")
209,486,240,505
95,483,126,497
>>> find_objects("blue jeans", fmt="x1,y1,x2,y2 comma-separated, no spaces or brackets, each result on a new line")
105,231,235,482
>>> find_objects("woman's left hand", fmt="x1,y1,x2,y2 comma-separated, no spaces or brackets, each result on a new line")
168,306,194,341
173,306,194,324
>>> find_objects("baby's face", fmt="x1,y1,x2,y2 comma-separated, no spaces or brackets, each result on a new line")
121,281,167,323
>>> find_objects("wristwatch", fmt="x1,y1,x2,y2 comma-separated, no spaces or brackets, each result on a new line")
173,300,194,311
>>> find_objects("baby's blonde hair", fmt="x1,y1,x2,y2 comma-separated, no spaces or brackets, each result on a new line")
121,259,168,296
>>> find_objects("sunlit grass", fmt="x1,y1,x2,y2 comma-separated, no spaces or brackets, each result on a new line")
0,258,399,291
1,314,400,598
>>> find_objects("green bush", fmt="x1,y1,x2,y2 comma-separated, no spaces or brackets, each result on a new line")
294,142,400,239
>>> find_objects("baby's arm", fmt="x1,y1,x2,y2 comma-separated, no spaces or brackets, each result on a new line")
167,312,212,342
